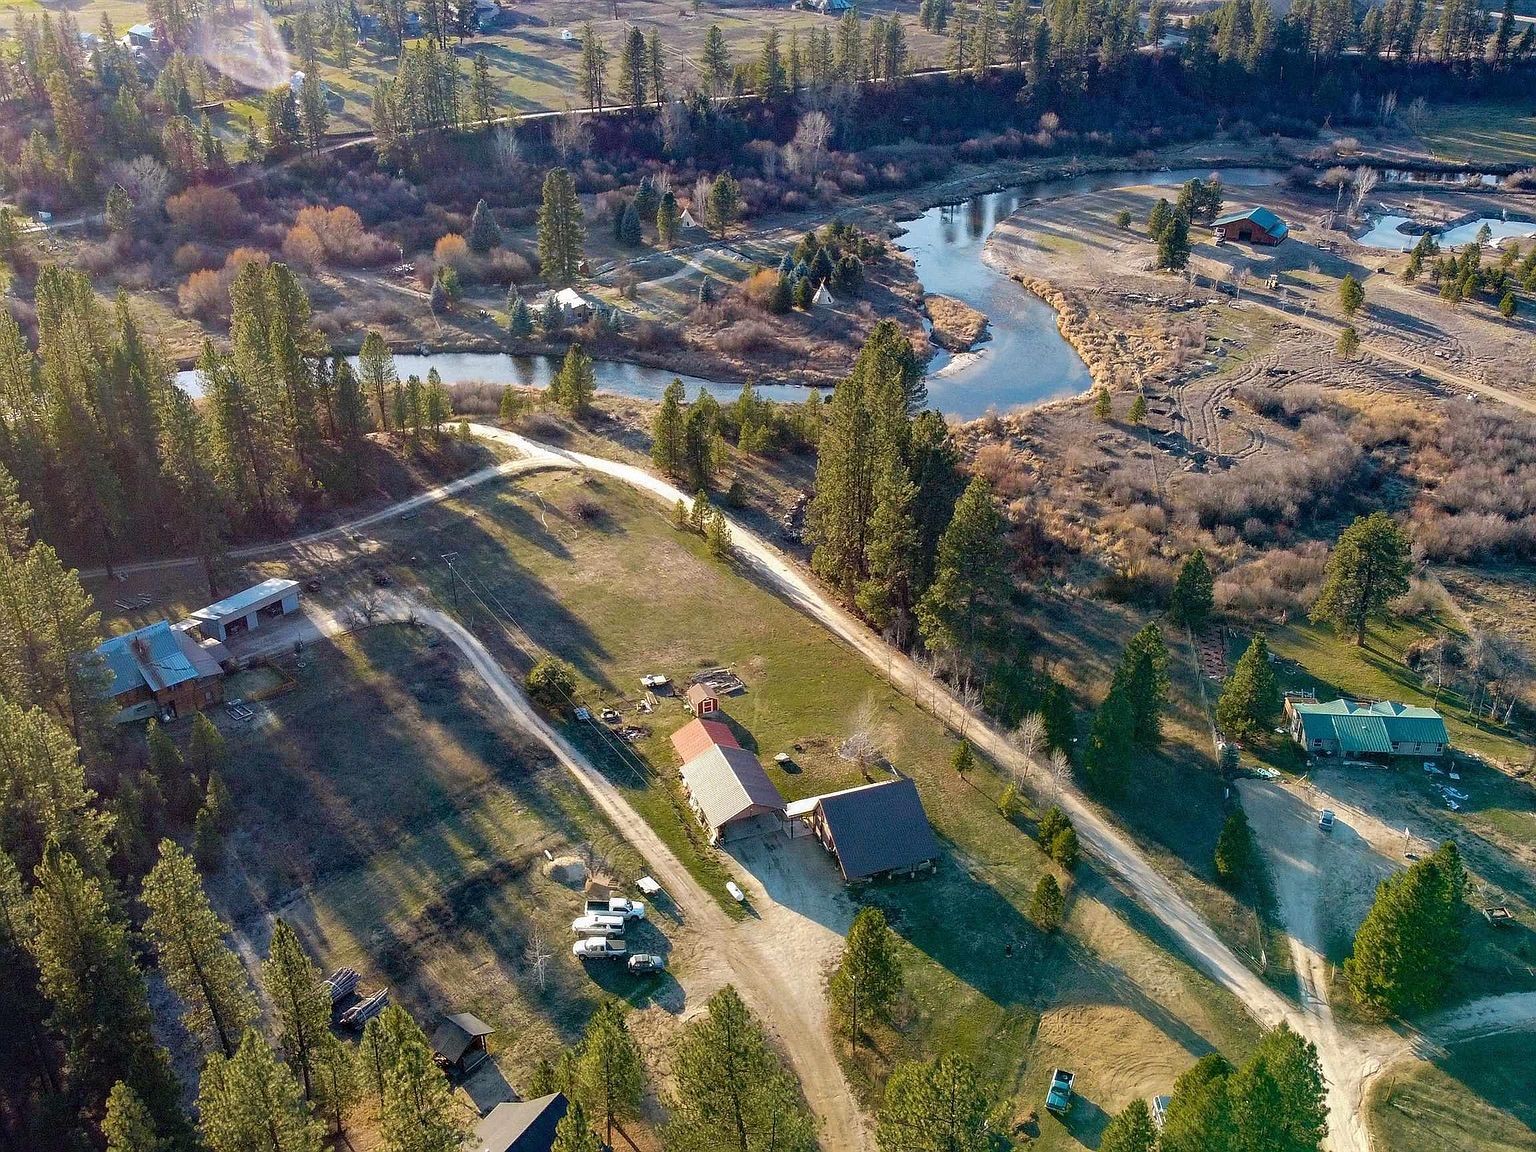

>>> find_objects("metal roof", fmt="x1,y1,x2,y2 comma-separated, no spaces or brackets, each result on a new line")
670,717,739,763
678,745,784,830
472,1093,567,1152
189,578,299,624
1293,699,1448,753
432,1013,494,1064
808,777,940,882
1213,206,1288,236
96,620,205,697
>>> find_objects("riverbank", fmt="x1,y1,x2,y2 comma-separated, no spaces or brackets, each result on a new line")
924,295,989,352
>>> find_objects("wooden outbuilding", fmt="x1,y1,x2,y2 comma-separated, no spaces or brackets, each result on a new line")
431,1012,495,1077
1212,207,1289,246
686,683,721,716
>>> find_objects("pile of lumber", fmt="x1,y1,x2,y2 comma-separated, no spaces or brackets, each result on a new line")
321,968,360,1005
339,988,390,1029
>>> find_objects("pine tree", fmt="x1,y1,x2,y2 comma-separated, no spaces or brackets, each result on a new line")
1216,636,1281,740
262,919,335,1102
618,200,643,247
700,25,732,97
1345,841,1466,1015
1101,1098,1158,1152
1113,623,1170,748
651,379,687,475
1148,197,1173,239
620,25,647,106
950,740,975,776
577,1001,646,1144
552,1096,603,1152
578,22,608,108
876,1053,991,1152
468,198,502,251
656,190,680,249
198,1030,324,1152
829,906,901,1049
1128,394,1148,423
1160,1054,1233,1152
1213,808,1255,888
704,172,741,238
508,295,534,342
104,1081,165,1152
1093,387,1112,420
538,168,585,286
555,343,596,416
1157,212,1191,269
1338,273,1365,316
855,446,919,633
1029,873,1064,931
358,331,398,432
29,846,183,1133
1227,1025,1328,1152
106,183,134,233
916,475,1008,669
705,508,733,557
1169,549,1215,629
1310,511,1411,645
146,718,196,822
1083,682,1134,797
193,804,223,870
0,700,112,877
1335,325,1360,360
666,986,814,1152
370,1004,467,1152
141,840,256,1057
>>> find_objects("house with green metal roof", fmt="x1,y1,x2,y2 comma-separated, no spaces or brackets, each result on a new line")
1287,698,1448,759
95,619,225,724
1213,206,1289,246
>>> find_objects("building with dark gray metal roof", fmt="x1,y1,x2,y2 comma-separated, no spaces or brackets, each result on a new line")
786,777,940,883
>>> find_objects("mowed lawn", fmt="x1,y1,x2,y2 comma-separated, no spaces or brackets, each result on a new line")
399,469,1261,1134
206,625,660,1091
1369,1033,1536,1152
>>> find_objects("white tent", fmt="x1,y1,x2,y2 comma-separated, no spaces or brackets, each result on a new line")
679,208,700,229
813,282,834,306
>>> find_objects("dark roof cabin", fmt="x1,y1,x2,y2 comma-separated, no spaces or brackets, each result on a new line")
1212,207,1288,246
472,1093,569,1152
786,778,940,882
431,1013,494,1076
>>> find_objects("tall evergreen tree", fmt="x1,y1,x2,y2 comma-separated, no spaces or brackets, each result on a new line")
262,918,335,1102
1216,635,1281,740
651,378,687,475
538,168,585,286
666,986,815,1152
1345,841,1466,1015
140,839,257,1057
29,846,184,1135
1082,681,1134,797
915,475,1008,670
577,1000,646,1144
197,1030,324,1152
829,906,901,1050
1113,623,1170,748
876,1052,991,1152
1168,549,1214,629
104,1081,165,1152
1310,511,1411,645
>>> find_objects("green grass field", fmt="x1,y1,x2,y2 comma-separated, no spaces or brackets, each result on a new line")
1369,1034,1536,1152
392,468,1260,1132
1415,102,1536,168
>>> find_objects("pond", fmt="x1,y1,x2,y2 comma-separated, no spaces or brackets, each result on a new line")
177,166,1286,419
1355,214,1536,251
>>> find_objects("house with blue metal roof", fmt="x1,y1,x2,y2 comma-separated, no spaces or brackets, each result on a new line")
95,620,225,724
186,578,301,643
1287,698,1448,759
1213,206,1289,246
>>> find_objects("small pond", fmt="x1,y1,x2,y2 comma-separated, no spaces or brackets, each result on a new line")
1355,214,1536,251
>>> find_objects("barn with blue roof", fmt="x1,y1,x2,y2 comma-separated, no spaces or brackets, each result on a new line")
1213,206,1289,246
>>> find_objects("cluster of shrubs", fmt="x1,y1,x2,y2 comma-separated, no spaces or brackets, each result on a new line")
745,222,874,315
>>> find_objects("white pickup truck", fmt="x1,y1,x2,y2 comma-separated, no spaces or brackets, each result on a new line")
571,914,627,937
586,895,646,921
572,937,628,959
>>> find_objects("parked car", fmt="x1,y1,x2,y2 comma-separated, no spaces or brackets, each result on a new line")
1318,809,1336,832
571,914,626,937
572,937,627,959
627,953,666,974
726,881,746,903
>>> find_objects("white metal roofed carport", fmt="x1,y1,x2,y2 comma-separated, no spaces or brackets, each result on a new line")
186,578,302,642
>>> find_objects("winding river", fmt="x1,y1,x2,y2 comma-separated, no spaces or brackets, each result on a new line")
179,166,1285,418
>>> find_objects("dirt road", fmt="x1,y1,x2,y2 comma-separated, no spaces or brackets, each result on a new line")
248,589,870,1149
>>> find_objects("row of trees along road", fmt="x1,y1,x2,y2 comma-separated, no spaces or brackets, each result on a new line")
0,259,454,582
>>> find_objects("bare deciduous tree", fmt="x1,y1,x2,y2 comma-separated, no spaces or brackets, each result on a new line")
787,110,832,181
106,155,171,220
491,124,522,174
1048,749,1071,804
525,931,553,992
552,110,592,165
1350,166,1379,220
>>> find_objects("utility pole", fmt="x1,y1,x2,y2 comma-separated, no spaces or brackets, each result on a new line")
441,552,460,611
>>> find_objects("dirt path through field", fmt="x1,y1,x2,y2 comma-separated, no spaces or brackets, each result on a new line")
262,589,870,1150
